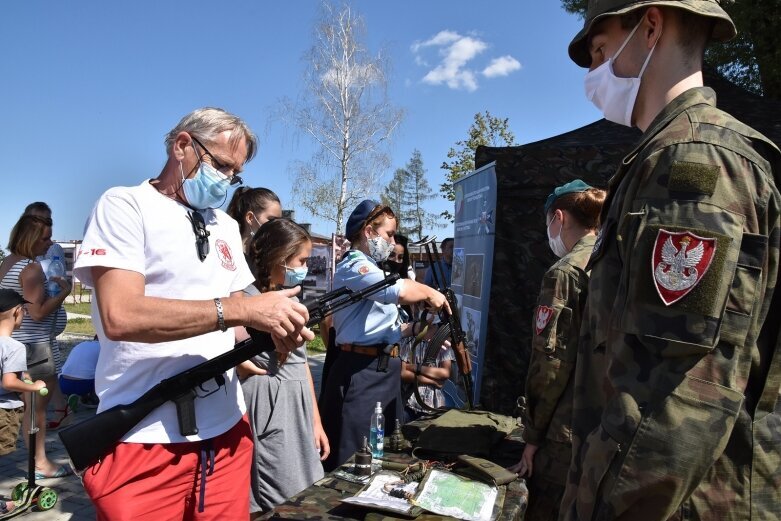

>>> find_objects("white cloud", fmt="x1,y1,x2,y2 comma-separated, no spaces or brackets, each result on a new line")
412,30,487,92
412,30,520,92
410,30,462,53
482,55,521,78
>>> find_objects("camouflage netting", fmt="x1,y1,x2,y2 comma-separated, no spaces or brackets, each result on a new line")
476,70,781,416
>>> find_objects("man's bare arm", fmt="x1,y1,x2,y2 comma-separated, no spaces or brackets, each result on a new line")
92,266,313,349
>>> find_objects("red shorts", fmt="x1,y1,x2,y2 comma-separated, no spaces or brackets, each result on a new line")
82,415,253,521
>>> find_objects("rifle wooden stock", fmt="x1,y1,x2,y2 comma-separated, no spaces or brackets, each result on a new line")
58,273,399,473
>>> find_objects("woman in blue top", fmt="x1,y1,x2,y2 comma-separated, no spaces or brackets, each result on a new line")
320,200,449,470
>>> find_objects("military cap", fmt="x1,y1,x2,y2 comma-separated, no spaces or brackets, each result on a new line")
345,199,381,239
545,179,593,215
0,289,29,313
568,0,737,67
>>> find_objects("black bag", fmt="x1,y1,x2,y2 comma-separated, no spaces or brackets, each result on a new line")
26,340,56,379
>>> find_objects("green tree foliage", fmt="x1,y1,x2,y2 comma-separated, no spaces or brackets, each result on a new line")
561,0,781,99
382,150,441,239
440,111,516,221
381,167,413,236
406,150,441,239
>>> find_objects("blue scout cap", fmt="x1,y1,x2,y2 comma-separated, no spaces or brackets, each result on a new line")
345,199,381,238
544,179,593,215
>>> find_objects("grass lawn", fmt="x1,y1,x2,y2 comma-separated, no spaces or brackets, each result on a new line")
65,317,96,336
308,333,325,353
64,302,92,316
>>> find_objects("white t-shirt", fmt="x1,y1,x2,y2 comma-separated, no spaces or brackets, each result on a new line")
60,340,100,380
74,180,254,444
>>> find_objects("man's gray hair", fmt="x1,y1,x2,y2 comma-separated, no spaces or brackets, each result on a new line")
165,107,258,162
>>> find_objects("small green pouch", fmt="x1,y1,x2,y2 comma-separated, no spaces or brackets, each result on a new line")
456,454,518,486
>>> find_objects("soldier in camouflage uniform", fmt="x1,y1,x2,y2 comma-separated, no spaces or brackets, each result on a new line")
560,1,781,520
509,180,605,521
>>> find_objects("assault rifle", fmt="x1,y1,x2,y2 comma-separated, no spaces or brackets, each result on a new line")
413,236,475,410
59,273,400,473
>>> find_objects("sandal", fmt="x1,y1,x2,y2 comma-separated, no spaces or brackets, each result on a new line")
0,500,16,514
33,465,74,480
47,406,72,430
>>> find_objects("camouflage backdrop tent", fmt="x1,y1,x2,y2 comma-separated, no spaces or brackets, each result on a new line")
475,70,781,416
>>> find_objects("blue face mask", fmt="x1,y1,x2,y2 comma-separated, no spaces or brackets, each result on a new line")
181,161,230,210
283,265,308,287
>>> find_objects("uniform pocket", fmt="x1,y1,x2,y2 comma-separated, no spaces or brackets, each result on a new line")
616,199,743,355
605,375,743,519
721,233,766,347
574,424,622,521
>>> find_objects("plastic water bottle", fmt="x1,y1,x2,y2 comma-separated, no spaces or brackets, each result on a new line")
369,401,385,459
45,256,65,298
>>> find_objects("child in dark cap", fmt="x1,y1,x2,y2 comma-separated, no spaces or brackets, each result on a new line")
0,289,46,514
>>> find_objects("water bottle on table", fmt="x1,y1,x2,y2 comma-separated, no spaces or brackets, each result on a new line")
369,401,385,459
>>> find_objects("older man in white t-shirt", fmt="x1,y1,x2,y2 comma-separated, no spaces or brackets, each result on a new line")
74,108,313,521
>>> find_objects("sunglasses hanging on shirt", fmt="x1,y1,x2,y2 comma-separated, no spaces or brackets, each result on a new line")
188,211,210,262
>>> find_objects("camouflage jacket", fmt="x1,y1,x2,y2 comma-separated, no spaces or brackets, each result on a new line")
560,87,781,521
523,235,595,446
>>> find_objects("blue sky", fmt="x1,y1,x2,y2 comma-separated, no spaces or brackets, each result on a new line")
1,1,600,245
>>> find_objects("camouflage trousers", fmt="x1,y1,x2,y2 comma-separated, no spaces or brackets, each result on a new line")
525,439,570,521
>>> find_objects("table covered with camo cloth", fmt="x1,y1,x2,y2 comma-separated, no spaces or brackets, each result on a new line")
260,415,528,520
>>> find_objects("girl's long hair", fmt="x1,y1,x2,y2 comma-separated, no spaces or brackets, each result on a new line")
248,218,310,292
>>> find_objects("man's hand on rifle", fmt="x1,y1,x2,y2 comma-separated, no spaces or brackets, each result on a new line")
244,287,314,352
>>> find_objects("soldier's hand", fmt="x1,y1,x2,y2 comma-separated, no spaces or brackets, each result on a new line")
507,443,538,478
247,287,314,351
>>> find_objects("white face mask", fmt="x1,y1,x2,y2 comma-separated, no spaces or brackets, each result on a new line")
583,19,659,127
248,213,262,237
367,234,395,263
547,215,568,258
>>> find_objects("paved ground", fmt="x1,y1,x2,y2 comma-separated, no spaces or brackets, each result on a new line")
0,334,327,520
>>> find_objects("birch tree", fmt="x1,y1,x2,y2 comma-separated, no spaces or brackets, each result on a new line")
284,2,404,232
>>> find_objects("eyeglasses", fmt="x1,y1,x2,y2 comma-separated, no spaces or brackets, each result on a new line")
190,136,243,186
188,211,210,262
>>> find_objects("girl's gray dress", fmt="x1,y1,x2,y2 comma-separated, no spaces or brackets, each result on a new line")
241,285,324,513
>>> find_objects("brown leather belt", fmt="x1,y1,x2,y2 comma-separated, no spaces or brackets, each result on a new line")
339,343,399,357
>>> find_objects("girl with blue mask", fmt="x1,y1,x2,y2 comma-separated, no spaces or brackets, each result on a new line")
237,217,329,516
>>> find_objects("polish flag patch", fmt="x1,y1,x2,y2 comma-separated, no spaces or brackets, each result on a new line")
535,305,555,336
652,229,716,306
